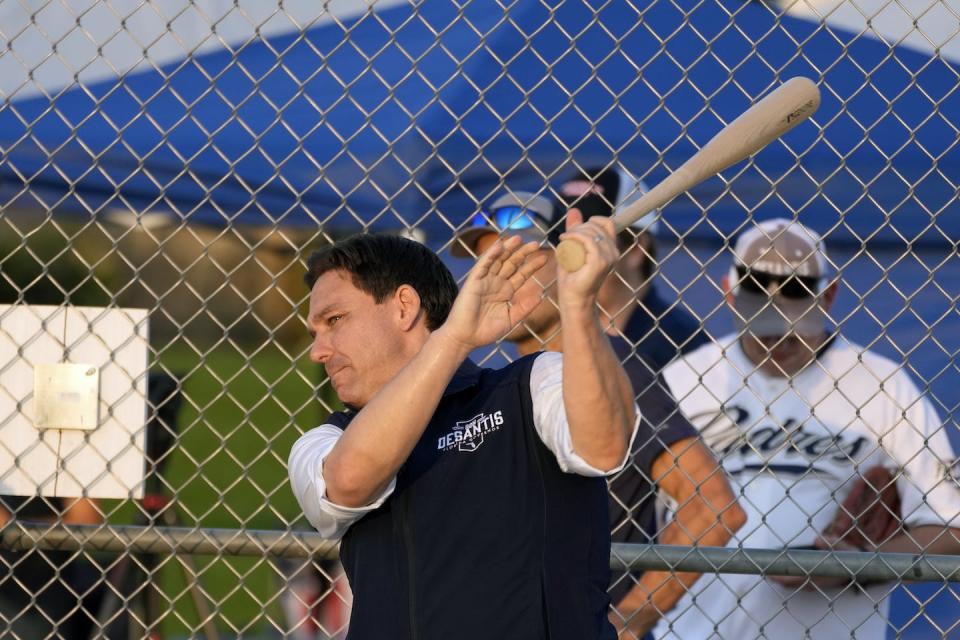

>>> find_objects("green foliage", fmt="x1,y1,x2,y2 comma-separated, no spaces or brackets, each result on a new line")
0,219,116,306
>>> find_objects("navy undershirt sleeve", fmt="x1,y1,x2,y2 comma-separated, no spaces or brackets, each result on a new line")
610,339,697,478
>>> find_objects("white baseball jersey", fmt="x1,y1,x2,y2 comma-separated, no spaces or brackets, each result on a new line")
654,333,959,640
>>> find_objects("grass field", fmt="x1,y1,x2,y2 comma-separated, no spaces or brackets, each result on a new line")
108,338,336,636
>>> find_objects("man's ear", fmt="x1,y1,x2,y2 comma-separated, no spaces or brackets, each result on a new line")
394,284,424,331
821,280,839,311
721,270,733,307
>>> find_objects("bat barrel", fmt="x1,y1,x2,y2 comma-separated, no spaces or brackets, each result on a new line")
556,77,820,272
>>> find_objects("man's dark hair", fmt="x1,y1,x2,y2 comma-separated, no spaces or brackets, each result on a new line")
305,234,458,331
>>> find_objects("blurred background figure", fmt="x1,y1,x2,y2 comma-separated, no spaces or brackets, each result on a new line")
279,558,351,640
454,165,708,368
553,165,708,369
0,497,103,639
655,219,960,639
454,181,746,639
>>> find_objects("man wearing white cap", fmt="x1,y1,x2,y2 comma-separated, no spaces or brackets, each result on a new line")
452,169,746,639
654,218,960,639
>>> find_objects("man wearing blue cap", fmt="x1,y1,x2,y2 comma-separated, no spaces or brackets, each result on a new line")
453,166,746,638
453,166,709,368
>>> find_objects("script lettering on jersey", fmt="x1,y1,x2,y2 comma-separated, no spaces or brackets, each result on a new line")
438,410,505,453
690,405,868,469
942,458,960,488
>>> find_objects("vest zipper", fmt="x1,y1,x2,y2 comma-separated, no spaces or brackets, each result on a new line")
400,491,419,640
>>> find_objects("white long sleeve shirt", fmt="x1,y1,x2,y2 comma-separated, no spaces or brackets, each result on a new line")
289,351,639,540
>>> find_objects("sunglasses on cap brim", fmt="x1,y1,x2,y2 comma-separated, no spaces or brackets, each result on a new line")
735,265,824,299
471,205,552,232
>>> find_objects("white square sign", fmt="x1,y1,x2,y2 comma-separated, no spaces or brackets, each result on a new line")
0,304,149,499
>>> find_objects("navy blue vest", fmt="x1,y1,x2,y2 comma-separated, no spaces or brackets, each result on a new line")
330,355,616,640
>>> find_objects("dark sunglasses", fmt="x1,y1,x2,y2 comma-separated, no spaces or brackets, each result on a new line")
471,205,552,232
735,265,823,299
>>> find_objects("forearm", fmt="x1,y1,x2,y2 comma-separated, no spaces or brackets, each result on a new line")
324,329,469,506
654,440,746,551
613,498,740,635
612,571,682,638
874,525,960,555
558,300,635,470
614,440,745,635
780,526,960,590
612,520,712,637
613,526,700,637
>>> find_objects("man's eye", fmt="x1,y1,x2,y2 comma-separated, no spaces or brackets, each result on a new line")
327,315,342,326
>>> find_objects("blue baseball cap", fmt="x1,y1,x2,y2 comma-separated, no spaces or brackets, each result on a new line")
451,191,559,258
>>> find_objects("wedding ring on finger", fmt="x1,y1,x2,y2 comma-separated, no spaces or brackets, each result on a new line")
593,234,604,244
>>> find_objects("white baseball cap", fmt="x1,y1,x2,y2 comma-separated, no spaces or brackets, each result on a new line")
729,218,832,337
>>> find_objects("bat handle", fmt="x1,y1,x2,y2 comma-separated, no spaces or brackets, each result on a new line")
556,238,587,272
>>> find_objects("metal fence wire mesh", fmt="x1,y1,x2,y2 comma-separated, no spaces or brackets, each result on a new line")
1,0,959,638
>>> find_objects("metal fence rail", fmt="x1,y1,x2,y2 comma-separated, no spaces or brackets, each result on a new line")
5,524,960,583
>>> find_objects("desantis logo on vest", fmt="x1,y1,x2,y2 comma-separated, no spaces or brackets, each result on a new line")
438,411,504,453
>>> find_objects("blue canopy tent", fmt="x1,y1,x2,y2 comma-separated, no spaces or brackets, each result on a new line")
1,0,957,245
1,1,957,636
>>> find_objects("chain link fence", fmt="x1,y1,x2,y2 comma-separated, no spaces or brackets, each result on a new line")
1,0,959,638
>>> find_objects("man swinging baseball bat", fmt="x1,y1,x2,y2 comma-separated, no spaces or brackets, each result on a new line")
288,77,821,640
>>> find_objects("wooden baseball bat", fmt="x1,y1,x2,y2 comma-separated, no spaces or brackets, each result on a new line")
556,76,821,271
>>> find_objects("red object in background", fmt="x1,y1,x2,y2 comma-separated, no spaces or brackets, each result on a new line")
282,563,352,640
